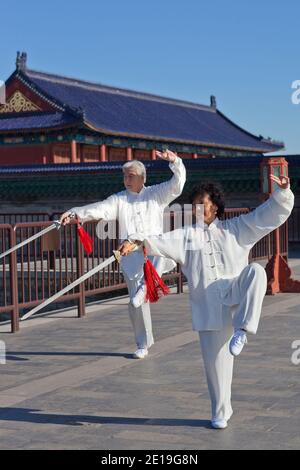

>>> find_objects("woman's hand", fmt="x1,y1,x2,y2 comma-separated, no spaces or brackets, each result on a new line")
118,240,137,256
270,174,290,189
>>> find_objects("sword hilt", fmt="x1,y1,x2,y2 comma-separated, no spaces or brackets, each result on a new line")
112,250,121,263
57,211,78,229
53,220,61,230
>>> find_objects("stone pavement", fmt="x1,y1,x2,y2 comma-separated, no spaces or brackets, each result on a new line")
0,258,299,450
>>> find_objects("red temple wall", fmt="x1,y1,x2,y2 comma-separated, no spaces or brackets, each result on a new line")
108,147,126,161
0,145,52,165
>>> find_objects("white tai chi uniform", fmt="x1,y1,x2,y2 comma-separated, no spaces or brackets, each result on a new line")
131,186,294,420
70,157,186,349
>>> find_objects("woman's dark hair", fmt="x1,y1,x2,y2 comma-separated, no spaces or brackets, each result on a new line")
189,182,225,218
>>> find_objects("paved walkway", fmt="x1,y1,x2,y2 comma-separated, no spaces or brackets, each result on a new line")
0,258,299,450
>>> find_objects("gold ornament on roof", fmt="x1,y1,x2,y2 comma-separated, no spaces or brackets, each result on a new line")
0,90,41,113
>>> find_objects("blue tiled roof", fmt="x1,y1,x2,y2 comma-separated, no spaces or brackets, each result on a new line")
0,111,78,131
1,68,284,152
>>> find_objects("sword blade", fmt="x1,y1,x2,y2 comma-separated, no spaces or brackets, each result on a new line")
0,222,59,260
21,252,119,321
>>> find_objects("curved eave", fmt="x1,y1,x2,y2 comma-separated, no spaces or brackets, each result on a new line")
0,122,81,135
83,120,283,154
215,110,284,153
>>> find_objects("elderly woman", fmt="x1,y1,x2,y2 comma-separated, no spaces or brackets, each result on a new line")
120,175,294,429
60,150,186,359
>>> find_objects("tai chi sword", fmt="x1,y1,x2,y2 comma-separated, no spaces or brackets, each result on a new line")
0,221,61,260
21,250,121,321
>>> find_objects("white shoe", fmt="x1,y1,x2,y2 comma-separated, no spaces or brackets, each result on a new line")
131,284,146,308
133,348,148,359
211,419,228,429
229,329,248,356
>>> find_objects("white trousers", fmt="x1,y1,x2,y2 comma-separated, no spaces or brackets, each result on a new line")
198,263,267,421
123,256,166,350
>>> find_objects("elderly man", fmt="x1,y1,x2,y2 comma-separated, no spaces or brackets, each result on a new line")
60,150,186,359
120,175,294,429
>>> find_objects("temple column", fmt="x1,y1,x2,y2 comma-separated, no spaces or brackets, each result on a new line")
126,147,133,161
71,140,77,163
100,144,107,162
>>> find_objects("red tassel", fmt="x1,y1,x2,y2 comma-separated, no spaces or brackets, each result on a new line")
77,224,93,254
143,247,170,303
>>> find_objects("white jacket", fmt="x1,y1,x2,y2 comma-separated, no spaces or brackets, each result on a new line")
131,187,294,330
71,157,186,278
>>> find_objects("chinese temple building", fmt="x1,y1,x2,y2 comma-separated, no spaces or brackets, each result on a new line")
0,52,283,166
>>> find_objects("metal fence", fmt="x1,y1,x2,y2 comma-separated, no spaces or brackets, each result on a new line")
0,206,291,333
0,219,182,333
0,213,49,224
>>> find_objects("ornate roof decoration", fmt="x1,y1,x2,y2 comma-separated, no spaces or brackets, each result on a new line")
0,90,41,113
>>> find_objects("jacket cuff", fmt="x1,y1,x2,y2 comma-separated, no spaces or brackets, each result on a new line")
70,207,86,223
127,233,144,243
169,155,180,167
70,207,80,217
272,186,293,204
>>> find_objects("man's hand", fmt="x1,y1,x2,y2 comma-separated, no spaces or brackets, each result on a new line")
59,211,78,226
118,240,138,256
270,174,290,189
156,149,177,163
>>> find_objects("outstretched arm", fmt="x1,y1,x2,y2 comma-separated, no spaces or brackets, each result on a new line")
118,228,187,265
150,150,186,206
232,176,294,248
60,194,118,225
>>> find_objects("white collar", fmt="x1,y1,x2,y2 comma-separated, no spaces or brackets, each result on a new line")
127,185,146,196
204,217,220,230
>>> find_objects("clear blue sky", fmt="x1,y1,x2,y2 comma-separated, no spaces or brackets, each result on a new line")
0,0,299,154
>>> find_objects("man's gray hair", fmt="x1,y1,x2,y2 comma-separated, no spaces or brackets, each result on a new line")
122,160,147,182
